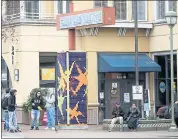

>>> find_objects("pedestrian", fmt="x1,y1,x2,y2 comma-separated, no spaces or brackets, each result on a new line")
174,101,178,127
30,91,44,130
109,102,125,132
8,89,21,133
126,103,140,131
2,88,10,131
44,91,55,130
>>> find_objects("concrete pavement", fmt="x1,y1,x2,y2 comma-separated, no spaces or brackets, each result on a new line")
2,125,178,138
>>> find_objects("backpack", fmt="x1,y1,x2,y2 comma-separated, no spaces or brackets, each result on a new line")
164,106,170,119
2,96,8,110
50,93,57,106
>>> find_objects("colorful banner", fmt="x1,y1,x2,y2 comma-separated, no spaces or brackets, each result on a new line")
56,52,87,125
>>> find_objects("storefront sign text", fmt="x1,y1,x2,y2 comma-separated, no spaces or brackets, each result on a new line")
60,10,103,29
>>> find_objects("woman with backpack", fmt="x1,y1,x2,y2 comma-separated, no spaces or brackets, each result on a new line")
44,91,55,130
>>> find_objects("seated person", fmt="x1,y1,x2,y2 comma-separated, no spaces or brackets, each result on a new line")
126,103,140,132
109,102,125,132
157,105,170,119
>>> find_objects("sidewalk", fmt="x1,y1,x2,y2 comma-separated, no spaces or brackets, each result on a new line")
2,125,178,138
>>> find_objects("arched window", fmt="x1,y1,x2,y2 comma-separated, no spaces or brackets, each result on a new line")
1,57,11,98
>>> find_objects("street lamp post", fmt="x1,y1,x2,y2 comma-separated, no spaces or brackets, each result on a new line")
165,11,177,132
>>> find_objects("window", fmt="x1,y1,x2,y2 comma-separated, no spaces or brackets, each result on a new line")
6,0,20,21
132,1,146,21
6,0,20,15
114,0,127,21
156,1,177,21
66,0,70,13
94,0,108,8
154,54,177,113
156,0,165,20
1,57,11,95
39,55,56,88
25,0,39,19
168,1,177,12
57,0,63,14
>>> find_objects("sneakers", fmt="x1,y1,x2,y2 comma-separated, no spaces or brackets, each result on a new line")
30,127,39,130
45,127,55,130
51,127,55,130
16,129,21,132
45,127,49,130
9,130,14,133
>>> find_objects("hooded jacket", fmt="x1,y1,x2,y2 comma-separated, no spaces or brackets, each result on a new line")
8,89,16,112
112,106,125,118
31,92,44,110
45,92,55,108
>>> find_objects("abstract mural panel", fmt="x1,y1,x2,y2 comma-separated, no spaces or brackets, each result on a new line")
56,52,87,125
69,52,87,124
56,52,67,124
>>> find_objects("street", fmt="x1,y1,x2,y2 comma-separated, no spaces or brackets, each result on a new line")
2,125,178,138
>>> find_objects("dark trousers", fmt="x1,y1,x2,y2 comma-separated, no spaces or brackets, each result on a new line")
175,117,178,127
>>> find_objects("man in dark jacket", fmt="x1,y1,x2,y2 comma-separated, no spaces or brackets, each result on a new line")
30,91,44,130
8,89,21,133
109,102,125,132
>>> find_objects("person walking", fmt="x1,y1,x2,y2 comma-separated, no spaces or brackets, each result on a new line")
44,91,55,130
30,91,44,130
8,89,21,133
109,102,125,132
126,103,140,131
2,88,10,131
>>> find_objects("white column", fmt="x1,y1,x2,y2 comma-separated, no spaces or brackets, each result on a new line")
20,1,25,20
39,0,42,19
63,1,67,13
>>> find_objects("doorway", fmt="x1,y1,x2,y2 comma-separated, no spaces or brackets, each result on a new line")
105,79,135,119
103,73,146,119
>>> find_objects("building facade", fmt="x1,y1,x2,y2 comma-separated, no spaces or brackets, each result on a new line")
1,1,178,125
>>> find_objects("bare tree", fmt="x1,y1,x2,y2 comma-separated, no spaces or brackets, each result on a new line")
1,0,20,44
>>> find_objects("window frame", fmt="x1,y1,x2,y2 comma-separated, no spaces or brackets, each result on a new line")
23,0,40,19
166,0,177,13
6,0,20,16
54,0,69,15
153,52,178,114
132,1,147,22
113,0,129,22
93,0,108,8
155,1,177,23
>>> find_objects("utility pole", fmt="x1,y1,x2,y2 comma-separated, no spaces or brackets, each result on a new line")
134,0,139,107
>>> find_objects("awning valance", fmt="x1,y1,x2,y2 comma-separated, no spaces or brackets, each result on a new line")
98,53,161,72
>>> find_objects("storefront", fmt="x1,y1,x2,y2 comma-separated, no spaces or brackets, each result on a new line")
97,53,161,121
153,52,177,112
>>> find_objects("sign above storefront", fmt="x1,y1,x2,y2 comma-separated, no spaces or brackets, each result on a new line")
60,10,103,29
56,7,115,30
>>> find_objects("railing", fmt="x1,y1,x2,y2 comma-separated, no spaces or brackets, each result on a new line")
2,12,58,25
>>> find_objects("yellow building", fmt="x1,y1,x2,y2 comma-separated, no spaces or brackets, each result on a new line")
1,1,178,125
